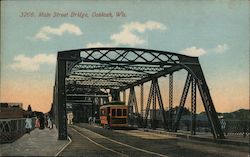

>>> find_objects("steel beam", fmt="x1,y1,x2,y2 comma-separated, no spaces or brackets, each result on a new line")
66,94,109,97
143,79,167,129
132,88,139,114
144,81,154,127
155,79,168,129
191,77,197,135
169,73,173,130
70,72,148,78
128,87,138,115
77,48,181,65
140,84,144,116
73,63,165,72
57,59,67,140
121,65,182,90
152,79,157,129
180,57,225,139
127,88,133,124
173,73,192,132
53,48,224,140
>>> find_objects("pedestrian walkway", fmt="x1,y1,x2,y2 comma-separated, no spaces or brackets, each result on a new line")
58,126,119,157
0,126,69,156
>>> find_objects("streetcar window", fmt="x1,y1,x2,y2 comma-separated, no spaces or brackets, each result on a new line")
123,109,127,116
112,109,116,116
117,109,122,116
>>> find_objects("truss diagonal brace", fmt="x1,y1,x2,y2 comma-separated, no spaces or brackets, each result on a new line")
155,79,168,129
140,84,144,116
173,73,192,131
128,87,138,124
169,73,173,130
191,77,197,135
151,79,157,129
144,81,154,127
132,87,139,114
180,57,225,139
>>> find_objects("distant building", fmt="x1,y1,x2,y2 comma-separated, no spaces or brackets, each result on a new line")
0,103,24,119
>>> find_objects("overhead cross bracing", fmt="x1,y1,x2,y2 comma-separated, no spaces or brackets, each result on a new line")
53,47,225,140
65,48,183,90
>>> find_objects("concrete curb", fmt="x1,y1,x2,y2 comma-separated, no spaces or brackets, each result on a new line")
139,128,249,147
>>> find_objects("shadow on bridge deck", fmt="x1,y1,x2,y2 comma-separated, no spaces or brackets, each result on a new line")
0,126,69,156
82,123,249,146
138,128,249,146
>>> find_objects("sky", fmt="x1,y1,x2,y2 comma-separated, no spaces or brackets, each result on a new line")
0,0,249,113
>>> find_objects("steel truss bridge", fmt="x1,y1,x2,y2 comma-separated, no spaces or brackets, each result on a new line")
52,48,225,140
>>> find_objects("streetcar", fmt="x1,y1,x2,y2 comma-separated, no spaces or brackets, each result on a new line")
100,101,128,128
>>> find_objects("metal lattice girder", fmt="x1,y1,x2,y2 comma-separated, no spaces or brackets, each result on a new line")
143,79,167,129
53,48,224,140
72,63,165,72
78,48,180,65
128,87,138,115
197,79,225,139
169,73,173,129
144,80,154,127
65,84,108,95
173,73,192,131
180,57,225,139
152,79,157,128
56,60,67,140
191,77,197,135
74,80,126,89
154,79,168,129
140,84,144,115
66,76,140,84
62,48,185,90
70,71,148,78
69,64,182,89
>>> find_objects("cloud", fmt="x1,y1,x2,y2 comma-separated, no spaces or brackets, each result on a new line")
111,29,145,46
85,21,167,47
34,23,83,41
86,42,115,48
110,21,167,46
181,47,207,57
212,44,229,53
10,53,56,71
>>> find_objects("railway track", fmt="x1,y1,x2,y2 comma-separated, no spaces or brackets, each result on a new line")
57,125,168,157
56,124,249,157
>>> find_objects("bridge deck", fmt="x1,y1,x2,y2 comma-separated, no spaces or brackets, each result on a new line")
59,124,248,157
1,124,249,157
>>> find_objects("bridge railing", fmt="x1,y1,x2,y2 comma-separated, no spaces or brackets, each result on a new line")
177,119,250,137
141,118,249,137
223,120,250,136
0,118,36,143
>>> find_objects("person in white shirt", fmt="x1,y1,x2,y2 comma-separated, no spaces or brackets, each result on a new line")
25,115,32,133
47,117,52,129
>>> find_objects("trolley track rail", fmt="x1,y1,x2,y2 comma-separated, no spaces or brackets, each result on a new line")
58,125,168,157
57,124,249,157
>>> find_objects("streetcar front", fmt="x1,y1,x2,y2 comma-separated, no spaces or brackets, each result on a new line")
100,102,128,128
